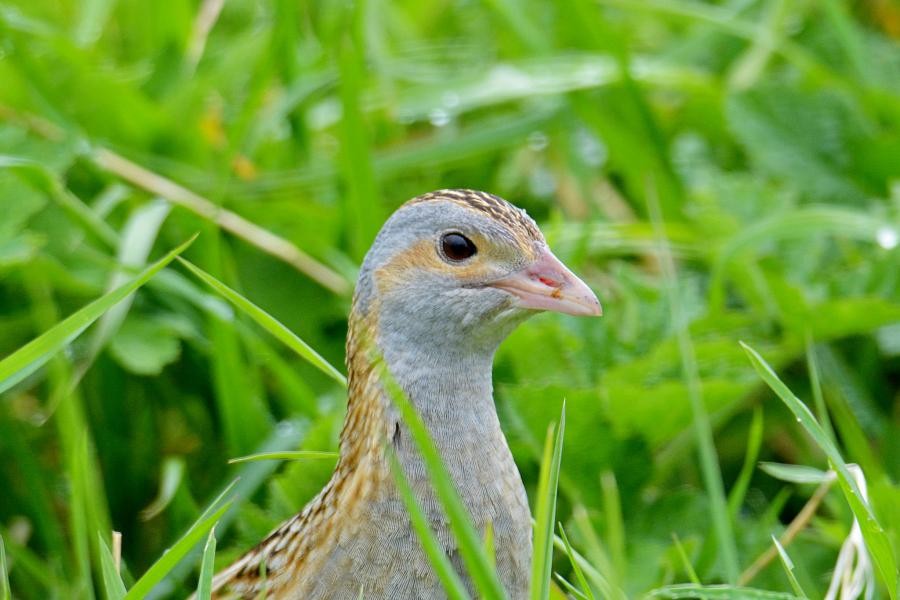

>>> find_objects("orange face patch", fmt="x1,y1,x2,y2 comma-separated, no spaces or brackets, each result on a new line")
373,237,503,295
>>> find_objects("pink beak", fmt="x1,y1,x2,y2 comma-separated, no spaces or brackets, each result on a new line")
488,247,601,317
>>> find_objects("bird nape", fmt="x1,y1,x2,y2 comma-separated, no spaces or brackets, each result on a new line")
208,189,601,599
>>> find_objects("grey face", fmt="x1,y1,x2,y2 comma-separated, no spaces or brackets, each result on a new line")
354,201,541,357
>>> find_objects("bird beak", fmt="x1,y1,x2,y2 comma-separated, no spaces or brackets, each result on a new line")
488,247,602,317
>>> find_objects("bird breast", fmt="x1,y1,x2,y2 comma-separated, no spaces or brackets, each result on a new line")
295,415,532,600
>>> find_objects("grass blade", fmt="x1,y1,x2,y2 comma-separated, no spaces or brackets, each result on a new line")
0,535,10,600
195,527,217,600
805,334,834,443
0,235,196,394
741,341,898,598
227,450,338,464
600,470,625,584
124,502,230,600
177,258,346,386
554,573,589,600
650,584,803,599
98,533,126,600
140,458,186,521
771,536,807,598
568,508,624,599
552,528,623,600
759,462,829,485
727,406,764,518
558,525,595,600
530,403,566,600
671,533,700,585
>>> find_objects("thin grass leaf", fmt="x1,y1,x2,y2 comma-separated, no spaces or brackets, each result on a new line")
554,573,589,600
73,0,116,47
772,536,807,598
0,535,10,600
98,533,126,600
558,525,595,600
227,450,338,464
649,584,804,599
388,450,471,600
741,341,898,599
205,268,268,455
141,457,185,520
124,502,230,600
805,334,834,443
0,155,119,247
728,406,764,518
196,527,217,600
670,533,700,585
759,462,830,485
0,236,196,393
380,362,507,600
566,508,625,600
194,479,240,526
71,430,104,599
177,258,346,386
600,470,625,583
531,403,566,600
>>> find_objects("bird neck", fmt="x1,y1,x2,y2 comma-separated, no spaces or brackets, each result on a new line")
340,306,501,467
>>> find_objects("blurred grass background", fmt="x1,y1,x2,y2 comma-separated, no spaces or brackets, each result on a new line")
1,0,900,597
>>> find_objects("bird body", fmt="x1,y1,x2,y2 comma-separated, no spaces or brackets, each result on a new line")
210,190,600,599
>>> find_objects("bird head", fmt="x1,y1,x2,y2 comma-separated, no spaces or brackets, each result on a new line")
353,190,600,359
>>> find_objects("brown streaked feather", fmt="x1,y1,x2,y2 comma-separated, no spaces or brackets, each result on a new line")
210,306,388,599
406,189,542,244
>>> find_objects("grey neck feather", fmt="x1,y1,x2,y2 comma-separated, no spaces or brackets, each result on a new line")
376,309,501,441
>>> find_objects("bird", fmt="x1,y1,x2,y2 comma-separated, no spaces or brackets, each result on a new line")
208,189,601,599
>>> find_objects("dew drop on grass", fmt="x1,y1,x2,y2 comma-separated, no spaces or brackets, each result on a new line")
428,108,451,128
875,226,898,250
575,128,607,167
277,421,298,436
527,131,548,152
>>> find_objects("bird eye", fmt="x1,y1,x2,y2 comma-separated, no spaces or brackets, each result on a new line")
440,232,477,262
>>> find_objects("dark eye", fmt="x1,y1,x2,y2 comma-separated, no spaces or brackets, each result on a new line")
440,232,477,262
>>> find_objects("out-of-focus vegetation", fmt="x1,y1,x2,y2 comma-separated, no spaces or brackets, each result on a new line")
1,0,899,598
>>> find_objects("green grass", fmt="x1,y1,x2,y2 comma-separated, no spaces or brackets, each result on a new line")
1,0,900,598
